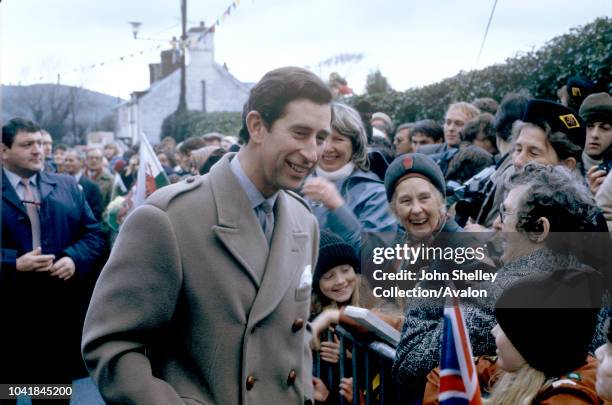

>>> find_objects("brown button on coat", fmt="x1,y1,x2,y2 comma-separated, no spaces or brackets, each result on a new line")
82,155,319,404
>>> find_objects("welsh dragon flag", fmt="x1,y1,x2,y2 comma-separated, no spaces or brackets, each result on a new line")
134,133,170,208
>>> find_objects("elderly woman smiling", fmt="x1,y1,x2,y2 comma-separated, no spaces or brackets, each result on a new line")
302,102,397,251
384,153,462,240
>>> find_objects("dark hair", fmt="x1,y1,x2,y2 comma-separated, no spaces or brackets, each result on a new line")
157,150,177,168
238,66,333,144
394,123,415,142
446,145,494,183
495,91,531,142
369,136,394,163
471,97,499,115
354,100,374,143
2,117,41,148
199,148,227,175
514,121,583,167
411,119,443,142
462,113,496,145
123,147,138,160
179,136,207,155
396,123,414,133
55,143,69,152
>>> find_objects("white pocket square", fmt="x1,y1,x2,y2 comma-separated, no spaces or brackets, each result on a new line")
299,265,312,288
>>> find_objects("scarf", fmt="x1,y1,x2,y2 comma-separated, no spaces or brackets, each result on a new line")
582,151,602,172
315,162,355,182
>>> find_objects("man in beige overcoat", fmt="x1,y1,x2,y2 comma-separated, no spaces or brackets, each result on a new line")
82,67,333,405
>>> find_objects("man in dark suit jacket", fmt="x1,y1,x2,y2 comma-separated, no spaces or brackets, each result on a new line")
1,118,105,395
64,149,105,221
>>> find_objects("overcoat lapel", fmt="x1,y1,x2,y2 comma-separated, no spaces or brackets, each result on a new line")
38,172,57,203
247,191,309,328
1,171,27,215
210,156,268,287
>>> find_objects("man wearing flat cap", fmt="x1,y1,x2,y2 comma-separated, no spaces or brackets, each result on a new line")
581,92,612,189
581,92,612,232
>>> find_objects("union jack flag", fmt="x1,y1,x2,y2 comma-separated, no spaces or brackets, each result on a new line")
439,297,482,404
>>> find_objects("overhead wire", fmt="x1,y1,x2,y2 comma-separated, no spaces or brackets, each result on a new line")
475,0,499,69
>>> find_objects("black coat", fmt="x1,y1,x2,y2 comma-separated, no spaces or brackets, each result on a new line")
0,170,105,382
78,174,104,221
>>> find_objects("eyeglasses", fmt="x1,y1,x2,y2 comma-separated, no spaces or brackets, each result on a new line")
499,203,513,223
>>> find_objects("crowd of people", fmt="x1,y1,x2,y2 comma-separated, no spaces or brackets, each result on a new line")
1,67,612,404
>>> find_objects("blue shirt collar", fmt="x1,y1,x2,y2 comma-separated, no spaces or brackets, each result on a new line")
229,154,278,210
3,167,37,190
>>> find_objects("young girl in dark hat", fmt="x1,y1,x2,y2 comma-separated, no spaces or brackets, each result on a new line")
310,230,402,404
424,268,606,404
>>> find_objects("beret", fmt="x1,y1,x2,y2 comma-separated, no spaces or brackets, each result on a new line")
522,99,585,149
384,153,445,201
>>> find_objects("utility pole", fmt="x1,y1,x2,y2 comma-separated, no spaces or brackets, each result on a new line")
177,0,188,112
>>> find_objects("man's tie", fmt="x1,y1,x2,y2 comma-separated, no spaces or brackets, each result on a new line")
21,179,41,249
257,200,274,245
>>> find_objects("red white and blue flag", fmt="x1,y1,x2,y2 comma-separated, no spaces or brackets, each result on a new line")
439,298,482,405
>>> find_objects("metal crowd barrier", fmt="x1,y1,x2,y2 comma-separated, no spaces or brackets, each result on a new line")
313,325,415,405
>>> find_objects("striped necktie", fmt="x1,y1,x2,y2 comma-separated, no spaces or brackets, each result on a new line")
21,179,41,249
257,200,274,245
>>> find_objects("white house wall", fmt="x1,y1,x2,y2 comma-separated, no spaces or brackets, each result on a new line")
116,32,251,145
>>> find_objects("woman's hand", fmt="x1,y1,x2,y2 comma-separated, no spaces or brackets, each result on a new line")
339,377,354,403
312,376,330,402
310,309,341,350
303,177,345,210
320,335,341,364
587,165,607,195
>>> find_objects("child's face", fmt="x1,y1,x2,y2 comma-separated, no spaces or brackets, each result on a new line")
318,264,357,304
595,342,612,401
492,324,527,372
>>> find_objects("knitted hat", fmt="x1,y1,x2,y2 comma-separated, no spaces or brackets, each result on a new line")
579,92,612,124
495,268,602,377
384,153,446,201
314,230,360,287
522,99,585,150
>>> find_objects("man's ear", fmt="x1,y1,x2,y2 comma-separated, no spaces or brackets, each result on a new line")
529,217,550,243
246,111,266,145
561,157,577,171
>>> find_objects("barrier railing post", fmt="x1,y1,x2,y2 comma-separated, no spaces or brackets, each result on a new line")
364,349,372,405
317,324,412,405
352,343,359,404
338,332,346,405
326,329,335,394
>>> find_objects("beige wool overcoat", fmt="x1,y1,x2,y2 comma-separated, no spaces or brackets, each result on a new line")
82,155,319,405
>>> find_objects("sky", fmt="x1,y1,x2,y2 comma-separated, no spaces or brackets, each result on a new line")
0,0,609,100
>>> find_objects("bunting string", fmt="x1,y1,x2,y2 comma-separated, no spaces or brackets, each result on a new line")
195,0,243,42
17,0,246,84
